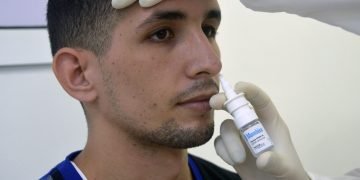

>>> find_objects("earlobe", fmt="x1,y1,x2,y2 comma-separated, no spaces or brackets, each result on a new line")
52,48,98,103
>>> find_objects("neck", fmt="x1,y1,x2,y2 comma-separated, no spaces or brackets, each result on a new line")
74,118,193,180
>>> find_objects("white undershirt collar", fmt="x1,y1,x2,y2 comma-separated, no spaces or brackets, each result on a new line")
70,161,88,180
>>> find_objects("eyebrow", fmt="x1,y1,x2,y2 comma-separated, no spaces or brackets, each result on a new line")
137,10,186,29
137,9,221,29
206,10,221,22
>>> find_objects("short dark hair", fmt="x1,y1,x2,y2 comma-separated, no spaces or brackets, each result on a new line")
47,0,121,56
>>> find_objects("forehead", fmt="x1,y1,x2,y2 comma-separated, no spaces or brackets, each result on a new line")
119,0,220,24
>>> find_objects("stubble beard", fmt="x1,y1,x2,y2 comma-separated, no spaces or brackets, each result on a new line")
113,110,215,149
140,117,215,149
105,87,215,149
102,71,216,149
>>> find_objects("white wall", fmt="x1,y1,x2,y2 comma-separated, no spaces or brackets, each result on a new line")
0,29,87,179
1,1,360,179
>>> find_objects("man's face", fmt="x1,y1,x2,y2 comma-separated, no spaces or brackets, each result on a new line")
97,0,222,148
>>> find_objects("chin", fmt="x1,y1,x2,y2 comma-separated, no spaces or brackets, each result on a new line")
170,118,215,149
182,121,215,148
142,117,215,149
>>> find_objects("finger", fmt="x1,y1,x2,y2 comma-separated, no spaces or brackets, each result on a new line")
209,93,226,110
139,0,163,7
112,0,137,9
220,119,246,164
234,82,281,122
214,136,235,166
256,151,288,177
234,82,271,109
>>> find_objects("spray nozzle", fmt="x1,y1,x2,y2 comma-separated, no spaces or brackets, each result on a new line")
219,74,237,100
219,74,259,128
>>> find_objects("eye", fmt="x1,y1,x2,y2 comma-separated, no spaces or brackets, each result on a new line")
202,25,217,39
150,28,175,42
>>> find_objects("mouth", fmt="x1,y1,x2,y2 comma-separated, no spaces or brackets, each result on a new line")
176,91,218,113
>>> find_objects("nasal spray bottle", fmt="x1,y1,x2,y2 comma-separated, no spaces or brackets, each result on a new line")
219,75,274,157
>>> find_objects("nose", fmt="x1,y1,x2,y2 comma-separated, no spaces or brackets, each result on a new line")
184,30,222,79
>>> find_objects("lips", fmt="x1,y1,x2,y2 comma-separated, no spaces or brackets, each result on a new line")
177,92,217,113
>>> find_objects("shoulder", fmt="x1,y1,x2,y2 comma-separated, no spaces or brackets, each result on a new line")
40,151,82,180
189,154,242,180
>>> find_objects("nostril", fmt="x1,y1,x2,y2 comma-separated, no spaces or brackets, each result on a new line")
195,71,211,78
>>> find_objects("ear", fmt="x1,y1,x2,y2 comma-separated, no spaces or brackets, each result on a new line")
52,48,98,103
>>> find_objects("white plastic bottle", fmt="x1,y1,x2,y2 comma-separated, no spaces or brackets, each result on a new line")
219,75,274,157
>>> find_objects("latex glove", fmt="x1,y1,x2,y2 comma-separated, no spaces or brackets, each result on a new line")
236,0,360,35
112,0,163,9
210,81,310,180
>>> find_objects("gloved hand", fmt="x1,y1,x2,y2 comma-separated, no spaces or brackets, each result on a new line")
112,0,163,9
236,0,360,35
210,81,310,180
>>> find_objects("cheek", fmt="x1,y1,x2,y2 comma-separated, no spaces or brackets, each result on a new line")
105,44,186,119
110,56,173,111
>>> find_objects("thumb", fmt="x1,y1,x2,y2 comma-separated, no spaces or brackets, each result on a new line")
214,119,248,166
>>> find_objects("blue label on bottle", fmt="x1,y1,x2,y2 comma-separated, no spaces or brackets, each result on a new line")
245,128,264,140
243,122,273,155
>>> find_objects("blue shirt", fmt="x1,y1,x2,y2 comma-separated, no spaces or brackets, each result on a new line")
41,151,203,180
